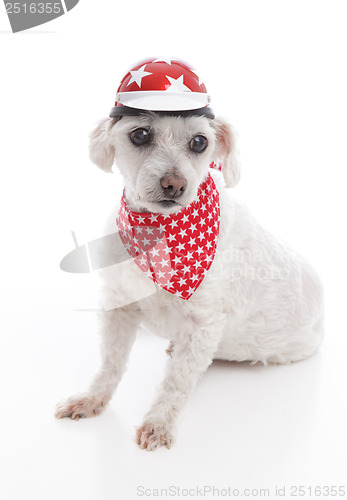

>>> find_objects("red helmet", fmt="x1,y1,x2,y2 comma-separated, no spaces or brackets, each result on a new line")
109,57,214,119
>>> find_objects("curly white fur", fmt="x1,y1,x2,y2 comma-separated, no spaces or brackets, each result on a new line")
56,113,324,451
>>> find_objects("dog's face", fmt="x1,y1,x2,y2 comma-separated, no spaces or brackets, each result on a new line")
89,113,240,214
111,114,217,214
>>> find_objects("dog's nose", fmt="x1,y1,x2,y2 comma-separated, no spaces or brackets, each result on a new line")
160,174,187,198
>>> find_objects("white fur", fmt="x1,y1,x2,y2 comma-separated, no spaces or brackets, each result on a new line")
56,114,324,451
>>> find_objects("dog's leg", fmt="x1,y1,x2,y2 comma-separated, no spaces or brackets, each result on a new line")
55,306,140,420
136,320,225,451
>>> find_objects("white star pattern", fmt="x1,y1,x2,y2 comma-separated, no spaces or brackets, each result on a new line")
198,218,206,227
150,247,160,257
117,171,220,300
190,68,203,86
124,242,131,252
150,214,159,223
127,65,152,88
178,228,187,238
177,242,185,252
156,270,166,280
138,256,147,266
153,57,172,65
182,264,191,274
173,255,182,265
165,75,191,92
169,219,178,229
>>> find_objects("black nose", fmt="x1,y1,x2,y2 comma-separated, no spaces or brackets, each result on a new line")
160,174,187,198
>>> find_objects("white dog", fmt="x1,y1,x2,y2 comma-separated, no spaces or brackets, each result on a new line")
55,110,324,450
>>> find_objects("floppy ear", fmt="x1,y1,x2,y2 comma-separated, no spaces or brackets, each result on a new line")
212,117,241,188
89,117,119,172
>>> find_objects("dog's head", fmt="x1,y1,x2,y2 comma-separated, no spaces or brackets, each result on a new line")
89,113,240,214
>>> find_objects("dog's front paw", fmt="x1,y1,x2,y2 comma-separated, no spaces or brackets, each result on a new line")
55,395,107,420
136,422,173,451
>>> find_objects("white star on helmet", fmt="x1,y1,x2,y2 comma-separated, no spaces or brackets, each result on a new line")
165,74,191,93
127,65,152,88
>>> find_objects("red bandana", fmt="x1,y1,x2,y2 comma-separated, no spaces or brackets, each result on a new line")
116,170,220,300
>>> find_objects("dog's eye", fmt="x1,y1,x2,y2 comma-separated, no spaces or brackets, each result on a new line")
189,135,208,153
130,128,151,147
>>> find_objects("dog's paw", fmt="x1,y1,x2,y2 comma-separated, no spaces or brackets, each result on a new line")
55,395,107,420
136,422,173,451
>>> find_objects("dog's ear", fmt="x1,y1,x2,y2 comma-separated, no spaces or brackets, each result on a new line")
211,117,241,188
89,117,119,172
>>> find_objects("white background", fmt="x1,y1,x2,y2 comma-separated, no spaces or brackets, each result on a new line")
0,1,347,499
